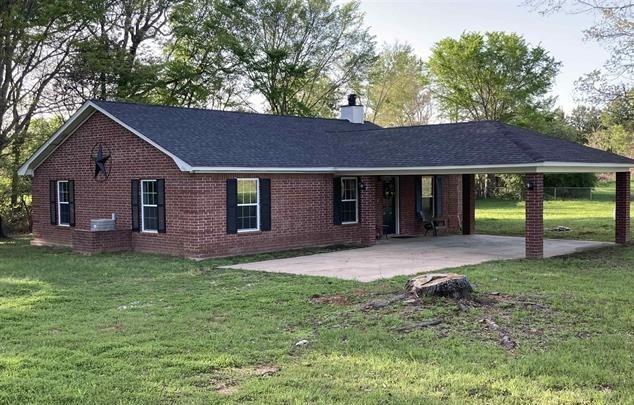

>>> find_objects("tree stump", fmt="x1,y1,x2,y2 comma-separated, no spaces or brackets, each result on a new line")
406,273,473,299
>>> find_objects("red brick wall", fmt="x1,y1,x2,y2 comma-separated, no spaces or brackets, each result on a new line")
32,112,377,258
615,171,630,244
525,173,544,258
33,112,189,256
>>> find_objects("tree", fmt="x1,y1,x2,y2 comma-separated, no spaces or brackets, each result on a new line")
568,105,603,143
172,0,376,116
359,42,431,127
0,117,59,233
54,0,174,109
587,88,634,156
527,0,633,104
0,0,88,236
427,31,561,122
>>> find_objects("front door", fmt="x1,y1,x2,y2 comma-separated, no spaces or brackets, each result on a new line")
382,177,397,234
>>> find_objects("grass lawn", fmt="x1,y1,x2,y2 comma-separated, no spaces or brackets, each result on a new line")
1,236,634,404
476,182,632,241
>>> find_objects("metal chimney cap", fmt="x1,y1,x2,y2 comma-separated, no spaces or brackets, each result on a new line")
347,94,357,106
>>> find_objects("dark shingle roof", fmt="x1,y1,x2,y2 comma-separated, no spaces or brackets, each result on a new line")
92,100,634,169
92,100,380,167
333,121,634,167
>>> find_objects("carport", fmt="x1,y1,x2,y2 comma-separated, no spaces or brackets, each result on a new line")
336,121,633,259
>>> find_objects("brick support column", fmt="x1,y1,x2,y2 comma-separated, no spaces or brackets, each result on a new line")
525,173,544,259
462,174,475,235
615,171,630,245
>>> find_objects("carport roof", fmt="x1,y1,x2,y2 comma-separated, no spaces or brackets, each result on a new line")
19,100,634,175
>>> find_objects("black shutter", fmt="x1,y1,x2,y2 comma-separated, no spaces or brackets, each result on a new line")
68,180,75,227
414,176,422,219
157,179,166,233
226,178,238,234
49,180,57,225
260,178,271,231
131,179,140,232
434,176,443,217
333,177,342,225
356,177,362,223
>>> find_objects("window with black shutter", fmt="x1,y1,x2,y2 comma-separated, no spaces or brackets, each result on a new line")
340,177,358,224
417,176,435,220
236,178,259,231
139,179,163,233
57,180,71,226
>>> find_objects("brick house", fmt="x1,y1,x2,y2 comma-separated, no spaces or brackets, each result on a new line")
19,97,634,259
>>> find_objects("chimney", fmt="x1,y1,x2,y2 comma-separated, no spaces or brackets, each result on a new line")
339,94,365,124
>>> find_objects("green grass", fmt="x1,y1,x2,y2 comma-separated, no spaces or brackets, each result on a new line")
1,237,634,404
476,182,631,241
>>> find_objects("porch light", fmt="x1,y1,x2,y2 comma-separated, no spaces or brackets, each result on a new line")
525,181,534,190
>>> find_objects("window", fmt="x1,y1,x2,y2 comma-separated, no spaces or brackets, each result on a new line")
421,176,434,219
141,180,159,232
237,178,259,231
57,181,70,226
341,177,358,224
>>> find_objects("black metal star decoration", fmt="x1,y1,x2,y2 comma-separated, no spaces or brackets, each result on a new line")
92,144,111,179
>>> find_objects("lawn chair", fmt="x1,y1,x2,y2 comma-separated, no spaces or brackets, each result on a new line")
418,211,446,236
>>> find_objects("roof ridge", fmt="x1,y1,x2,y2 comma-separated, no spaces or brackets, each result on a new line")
90,99,374,124
493,122,546,162
327,120,499,134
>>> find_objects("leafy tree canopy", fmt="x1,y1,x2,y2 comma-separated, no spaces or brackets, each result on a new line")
427,31,561,122
358,42,431,127
168,0,376,116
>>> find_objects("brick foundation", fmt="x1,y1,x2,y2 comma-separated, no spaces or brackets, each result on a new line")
615,171,630,244
72,229,132,254
525,173,544,259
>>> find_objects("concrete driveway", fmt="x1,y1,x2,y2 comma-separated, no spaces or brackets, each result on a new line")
222,235,613,282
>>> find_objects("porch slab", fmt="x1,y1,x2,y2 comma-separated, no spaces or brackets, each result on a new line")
222,235,613,282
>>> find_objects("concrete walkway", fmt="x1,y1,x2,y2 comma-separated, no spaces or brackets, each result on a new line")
222,235,613,282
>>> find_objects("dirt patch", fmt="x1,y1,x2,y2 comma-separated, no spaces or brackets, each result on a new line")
352,288,556,351
310,294,349,305
100,320,124,333
201,365,280,395
215,382,239,396
252,365,279,376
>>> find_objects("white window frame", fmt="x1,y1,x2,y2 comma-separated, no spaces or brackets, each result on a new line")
421,176,435,218
237,178,260,232
341,177,359,225
141,179,159,233
57,180,70,226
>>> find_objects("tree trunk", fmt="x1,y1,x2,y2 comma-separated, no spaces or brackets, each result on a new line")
0,215,7,238
406,273,473,299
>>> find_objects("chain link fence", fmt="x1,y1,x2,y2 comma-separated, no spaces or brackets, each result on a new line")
479,187,596,201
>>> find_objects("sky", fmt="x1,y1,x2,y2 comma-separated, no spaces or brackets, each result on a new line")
355,0,609,113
